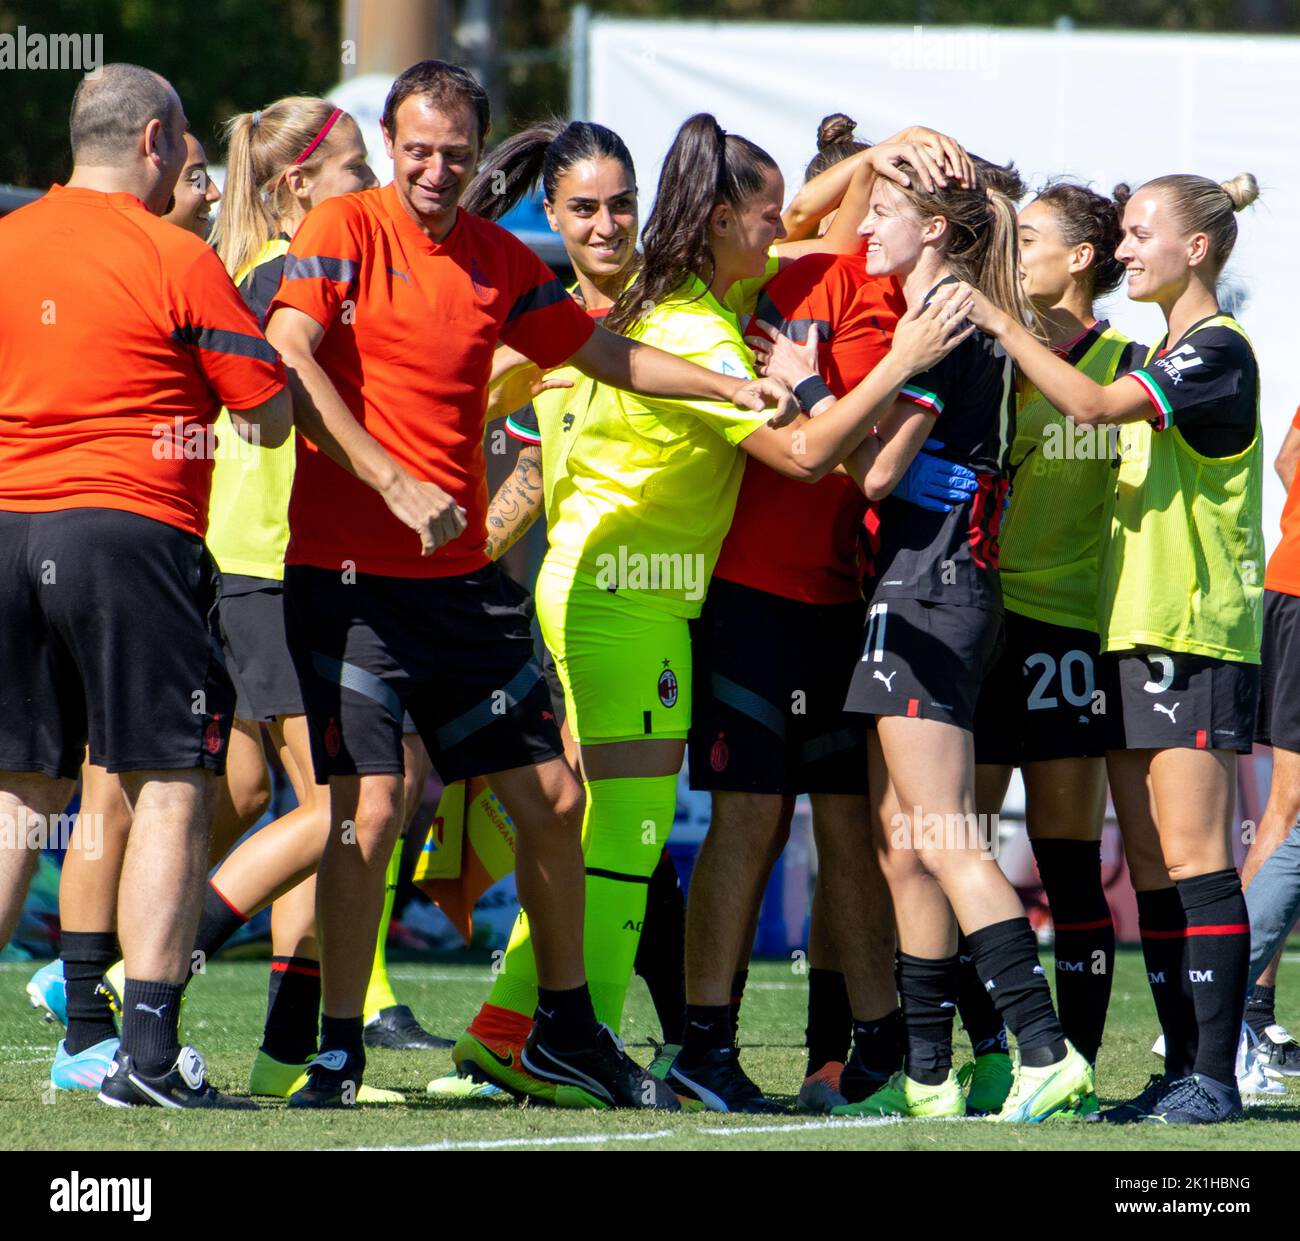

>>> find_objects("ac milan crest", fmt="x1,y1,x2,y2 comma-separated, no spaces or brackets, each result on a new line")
657,664,678,708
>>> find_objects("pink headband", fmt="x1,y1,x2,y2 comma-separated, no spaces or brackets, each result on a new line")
294,107,343,165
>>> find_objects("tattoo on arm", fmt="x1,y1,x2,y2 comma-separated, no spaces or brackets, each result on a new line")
484,445,544,560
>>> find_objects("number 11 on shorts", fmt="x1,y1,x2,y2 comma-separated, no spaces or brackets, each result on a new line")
864,602,889,664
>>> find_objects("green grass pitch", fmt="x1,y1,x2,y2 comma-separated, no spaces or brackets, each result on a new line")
4,948,1300,1150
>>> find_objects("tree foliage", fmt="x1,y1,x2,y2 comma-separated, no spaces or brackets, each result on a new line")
1,0,1288,188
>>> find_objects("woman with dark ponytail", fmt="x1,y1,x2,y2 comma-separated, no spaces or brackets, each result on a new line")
455,118,688,1096
448,112,975,1110
965,172,1264,1125
688,115,982,1116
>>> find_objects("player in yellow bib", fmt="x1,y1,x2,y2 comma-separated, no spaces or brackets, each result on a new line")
448,113,974,1107
966,171,1264,1125
958,182,1141,1116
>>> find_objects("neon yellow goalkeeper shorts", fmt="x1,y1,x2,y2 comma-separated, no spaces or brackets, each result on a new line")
534,561,692,744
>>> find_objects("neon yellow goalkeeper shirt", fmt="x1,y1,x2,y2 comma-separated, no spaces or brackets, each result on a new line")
536,273,769,618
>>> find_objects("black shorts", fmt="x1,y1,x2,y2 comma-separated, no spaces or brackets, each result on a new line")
217,576,304,722
398,637,561,736
1109,646,1259,754
1256,589,1300,752
283,562,563,784
687,578,868,795
0,508,235,779
844,596,1003,733
973,611,1112,765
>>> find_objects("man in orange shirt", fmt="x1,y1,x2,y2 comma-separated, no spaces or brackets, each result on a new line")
266,59,792,1109
0,64,291,1108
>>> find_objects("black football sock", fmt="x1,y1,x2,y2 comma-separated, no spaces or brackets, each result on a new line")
955,931,1007,1055
729,968,749,1047
318,1013,365,1085
1178,868,1251,1087
1245,983,1276,1038
849,1006,905,1079
535,984,599,1053
191,881,249,971
120,979,185,1077
260,956,321,1065
61,931,119,1055
966,918,1066,1068
634,849,686,1045
805,968,853,1074
897,952,959,1085
1032,837,1115,1063
680,1003,733,1061
1136,887,1198,1077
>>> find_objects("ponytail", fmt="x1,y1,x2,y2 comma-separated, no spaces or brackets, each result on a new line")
463,120,566,220
212,111,271,280
607,113,776,334
464,118,637,225
981,184,1037,331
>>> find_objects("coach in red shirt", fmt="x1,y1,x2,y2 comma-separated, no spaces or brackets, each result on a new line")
266,59,791,1109
0,64,290,1107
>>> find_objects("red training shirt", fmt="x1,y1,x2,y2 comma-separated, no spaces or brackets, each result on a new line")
269,183,595,578
712,253,905,604
0,185,286,537
1265,404,1300,597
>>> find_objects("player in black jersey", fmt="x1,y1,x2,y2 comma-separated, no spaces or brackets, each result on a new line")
767,157,1093,1120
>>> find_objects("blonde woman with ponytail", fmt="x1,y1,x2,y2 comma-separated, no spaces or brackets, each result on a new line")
187,98,416,1101
965,172,1264,1125
758,158,1094,1123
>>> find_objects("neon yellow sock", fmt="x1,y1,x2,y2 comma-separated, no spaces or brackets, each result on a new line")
486,774,677,1033
363,838,402,1022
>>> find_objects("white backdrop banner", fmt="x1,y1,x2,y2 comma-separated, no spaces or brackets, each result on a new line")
586,17,1298,549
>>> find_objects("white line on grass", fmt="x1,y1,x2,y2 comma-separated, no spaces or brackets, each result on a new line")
343,1129,677,1151
699,1116,900,1136
338,1114,898,1151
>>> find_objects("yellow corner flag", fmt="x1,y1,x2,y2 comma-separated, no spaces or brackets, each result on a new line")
413,777,517,944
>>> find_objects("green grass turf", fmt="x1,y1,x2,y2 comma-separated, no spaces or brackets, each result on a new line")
3,947,1300,1150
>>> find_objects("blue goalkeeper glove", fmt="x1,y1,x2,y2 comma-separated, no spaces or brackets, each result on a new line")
894,439,979,512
